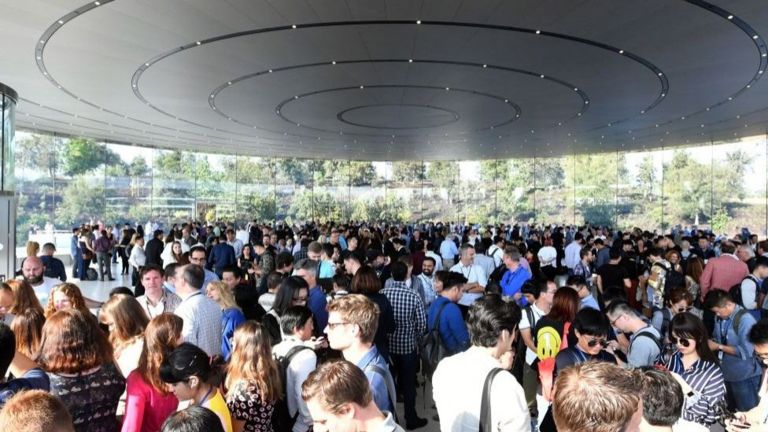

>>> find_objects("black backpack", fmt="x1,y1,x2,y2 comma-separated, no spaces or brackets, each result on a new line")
729,282,746,307
420,301,450,380
272,345,311,431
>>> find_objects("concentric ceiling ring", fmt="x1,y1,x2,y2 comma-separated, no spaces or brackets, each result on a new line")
337,104,460,130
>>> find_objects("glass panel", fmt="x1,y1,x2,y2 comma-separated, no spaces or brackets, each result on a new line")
105,143,153,227
424,161,458,221
661,146,710,232
14,131,57,248
391,161,425,222
275,158,313,223
460,161,492,223
2,93,15,191
618,150,663,231
235,156,275,225
196,153,235,223
536,156,571,225
349,161,384,221
54,136,105,228
313,160,348,223
152,149,196,226
573,152,619,227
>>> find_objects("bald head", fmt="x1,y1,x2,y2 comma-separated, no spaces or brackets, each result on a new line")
22,256,45,285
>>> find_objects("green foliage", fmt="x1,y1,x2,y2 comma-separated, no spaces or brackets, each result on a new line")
426,161,458,189
57,176,105,226
61,138,118,176
392,161,426,183
710,207,732,233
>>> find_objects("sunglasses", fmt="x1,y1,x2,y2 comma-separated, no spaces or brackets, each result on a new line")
586,338,609,348
676,307,693,313
669,336,691,347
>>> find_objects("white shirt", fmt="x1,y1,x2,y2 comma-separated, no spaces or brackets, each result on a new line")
537,246,557,268
518,303,546,365
449,263,488,306
425,251,443,271
272,338,317,432
564,241,582,269
31,277,61,306
228,239,244,259
474,254,496,279
128,244,146,269
433,346,530,432
487,245,504,268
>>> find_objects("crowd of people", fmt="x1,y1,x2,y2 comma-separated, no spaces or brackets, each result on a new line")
2,219,768,432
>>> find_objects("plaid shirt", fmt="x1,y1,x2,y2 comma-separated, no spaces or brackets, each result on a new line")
381,281,427,355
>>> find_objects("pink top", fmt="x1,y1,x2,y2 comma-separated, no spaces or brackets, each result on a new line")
122,370,179,432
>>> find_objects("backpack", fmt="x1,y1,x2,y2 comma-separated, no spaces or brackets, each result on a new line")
729,282,745,307
632,328,663,353
511,306,536,383
664,269,686,293
272,345,311,431
420,301,450,380
659,308,672,340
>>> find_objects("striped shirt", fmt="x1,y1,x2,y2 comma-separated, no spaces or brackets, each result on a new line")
665,351,726,426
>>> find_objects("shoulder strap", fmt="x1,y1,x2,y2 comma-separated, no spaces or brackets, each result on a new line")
733,309,748,335
283,345,310,363
364,364,398,422
633,329,663,352
479,368,505,432
433,301,450,329
525,306,536,329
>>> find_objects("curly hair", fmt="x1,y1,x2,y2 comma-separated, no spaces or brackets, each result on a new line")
226,321,282,403
44,283,88,318
36,309,114,374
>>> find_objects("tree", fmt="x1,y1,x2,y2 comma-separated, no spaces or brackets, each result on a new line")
61,138,118,176
426,161,458,189
392,161,426,184
635,155,657,200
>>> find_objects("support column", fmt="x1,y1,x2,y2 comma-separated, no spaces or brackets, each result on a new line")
0,82,18,281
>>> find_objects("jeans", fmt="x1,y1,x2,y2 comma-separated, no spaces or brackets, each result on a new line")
79,256,90,280
391,351,420,422
96,252,112,280
726,375,761,412
71,254,79,279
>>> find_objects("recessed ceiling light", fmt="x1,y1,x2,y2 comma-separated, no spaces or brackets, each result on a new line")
58,20,64,24
728,97,733,100
574,88,578,91
196,41,201,45
535,30,541,34
762,53,767,57
94,1,100,5
145,63,150,66
359,85,364,89
585,100,589,104
760,70,765,74
445,87,450,90
416,20,421,24
408,59,413,63
681,116,685,120
504,99,508,102
227,81,232,85
540,74,545,78
332,61,336,65
640,110,645,114
658,72,663,76
618,49,624,54
294,95,298,99
39,40,45,44
268,69,273,73
482,64,487,68
661,93,666,97
753,35,759,39
727,15,734,20
36,56,41,60
292,25,297,29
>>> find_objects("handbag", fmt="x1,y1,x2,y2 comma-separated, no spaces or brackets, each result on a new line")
479,368,505,432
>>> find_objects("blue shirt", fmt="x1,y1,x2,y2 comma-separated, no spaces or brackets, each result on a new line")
70,235,80,257
427,296,469,355
221,307,246,361
356,346,395,413
439,240,458,260
713,306,762,382
500,266,531,306
580,294,600,311
0,368,51,406
208,243,236,274
307,286,328,331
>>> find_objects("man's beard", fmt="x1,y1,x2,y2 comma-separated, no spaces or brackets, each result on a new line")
25,273,43,285
422,270,433,277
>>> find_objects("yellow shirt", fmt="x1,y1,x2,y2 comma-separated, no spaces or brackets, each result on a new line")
204,390,234,432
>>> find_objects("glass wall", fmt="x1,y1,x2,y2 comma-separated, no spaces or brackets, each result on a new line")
13,129,768,247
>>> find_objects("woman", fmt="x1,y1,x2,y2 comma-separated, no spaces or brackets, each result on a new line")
160,343,233,432
664,312,726,429
651,288,694,342
11,308,45,358
0,279,44,323
122,314,183,432
36,309,126,432
45,283,90,318
79,228,96,281
686,256,705,316
206,281,246,360
129,234,147,293
118,227,132,275
170,241,188,267
263,276,310,345
100,294,150,377
225,322,281,432
239,244,256,280
350,266,396,361
534,287,580,401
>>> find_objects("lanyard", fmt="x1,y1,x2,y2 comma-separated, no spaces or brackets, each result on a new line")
461,265,474,281
719,318,732,346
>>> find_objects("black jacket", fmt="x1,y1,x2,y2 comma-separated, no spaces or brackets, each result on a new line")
145,238,164,268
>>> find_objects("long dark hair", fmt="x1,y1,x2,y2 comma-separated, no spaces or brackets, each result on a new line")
272,276,309,316
669,312,718,364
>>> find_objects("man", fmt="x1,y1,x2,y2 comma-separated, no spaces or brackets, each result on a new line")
93,229,115,281
449,244,488,307
417,257,437,306
222,266,264,321
273,306,318,432
225,228,243,259
742,256,768,315
737,244,757,273
700,241,749,303
727,320,768,430
325,295,396,416
424,240,443,272
135,265,182,318
307,241,323,262
40,243,66,282
342,250,365,276
537,241,558,281
0,390,74,432
319,243,336,279
440,234,459,269
606,301,661,368
295,259,329,331
473,241,496,280
207,234,236,277
180,226,194,251
638,369,683,432
188,246,219,291
518,280,555,419
694,236,716,261
572,246,594,293
593,238,611,270
596,248,631,296
564,232,585,274
144,229,165,268
257,251,292,296
552,362,643,432
568,275,600,311
302,360,404,432
0,323,50,405
253,241,275,288
432,294,529,431
293,238,310,262
380,261,428,429
427,272,470,356
705,289,762,411
499,247,531,306
70,227,81,281
22,256,96,307
173,264,223,356
487,236,506,269
384,255,426,304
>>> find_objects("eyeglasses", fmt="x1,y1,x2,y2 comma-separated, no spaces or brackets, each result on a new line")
609,314,624,327
754,351,768,361
669,336,691,348
586,337,609,348
326,322,350,330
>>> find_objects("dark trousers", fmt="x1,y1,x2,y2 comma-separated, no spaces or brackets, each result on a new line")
71,255,80,279
78,257,90,280
391,351,419,422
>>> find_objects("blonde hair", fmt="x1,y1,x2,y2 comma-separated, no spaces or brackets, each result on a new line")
327,294,380,344
206,281,239,311
26,241,40,258
0,390,74,431
226,321,282,403
44,283,88,318
99,294,149,354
